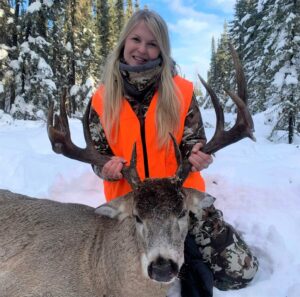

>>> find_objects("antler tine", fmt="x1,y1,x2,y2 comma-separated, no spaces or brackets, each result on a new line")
198,44,255,155
228,43,247,105
170,133,192,185
121,143,141,189
47,89,69,154
170,133,182,171
82,98,95,147
47,92,111,168
198,74,225,134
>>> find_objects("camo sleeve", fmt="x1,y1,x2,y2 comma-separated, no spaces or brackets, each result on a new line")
89,107,114,179
180,93,207,159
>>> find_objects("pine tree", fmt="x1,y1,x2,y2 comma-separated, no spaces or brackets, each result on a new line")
206,37,217,108
71,0,96,113
108,0,124,52
116,0,125,36
10,0,56,120
229,0,266,113
48,0,68,105
210,22,233,111
263,0,300,143
134,0,139,11
229,0,300,143
125,0,133,22
97,0,110,65
0,1,13,111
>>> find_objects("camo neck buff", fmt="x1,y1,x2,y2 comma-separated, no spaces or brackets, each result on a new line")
119,57,162,99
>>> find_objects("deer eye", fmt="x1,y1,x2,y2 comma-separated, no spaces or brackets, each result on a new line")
134,215,143,224
178,209,187,219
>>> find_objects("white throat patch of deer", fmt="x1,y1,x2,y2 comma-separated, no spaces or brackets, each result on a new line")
0,45,254,297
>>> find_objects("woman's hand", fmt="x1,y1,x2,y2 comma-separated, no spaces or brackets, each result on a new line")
188,142,213,172
101,156,127,180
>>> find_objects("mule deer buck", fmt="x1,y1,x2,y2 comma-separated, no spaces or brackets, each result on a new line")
0,45,255,297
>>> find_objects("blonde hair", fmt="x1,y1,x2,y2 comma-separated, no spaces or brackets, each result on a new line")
102,9,181,147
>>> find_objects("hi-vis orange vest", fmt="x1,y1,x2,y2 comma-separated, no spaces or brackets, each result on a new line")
92,75,205,201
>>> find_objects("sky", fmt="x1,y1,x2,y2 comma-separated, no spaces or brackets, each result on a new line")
139,0,236,84
0,106,300,296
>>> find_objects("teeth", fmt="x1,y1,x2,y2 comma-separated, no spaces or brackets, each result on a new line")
134,56,147,62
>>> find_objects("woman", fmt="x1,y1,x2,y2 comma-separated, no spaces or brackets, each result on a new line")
89,9,258,296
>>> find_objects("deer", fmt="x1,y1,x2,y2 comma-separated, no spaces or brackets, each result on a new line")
0,45,255,297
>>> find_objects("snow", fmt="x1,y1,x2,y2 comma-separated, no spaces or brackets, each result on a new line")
9,59,20,70
65,42,72,52
43,78,56,90
27,0,53,13
27,1,42,13
273,63,299,87
20,41,30,54
70,85,80,96
84,48,91,56
240,13,251,25
7,17,13,24
37,57,53,77
0,109,299,297
0,49,8,60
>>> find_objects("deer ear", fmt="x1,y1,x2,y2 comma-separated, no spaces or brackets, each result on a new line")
183,188,216,214
95,193,134,221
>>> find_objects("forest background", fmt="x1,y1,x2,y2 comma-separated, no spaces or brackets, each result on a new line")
0,0,299,144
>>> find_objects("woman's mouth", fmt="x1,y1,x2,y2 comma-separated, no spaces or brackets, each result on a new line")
133,56,148,64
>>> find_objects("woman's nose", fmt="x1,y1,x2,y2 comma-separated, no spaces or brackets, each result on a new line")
137,42,147,54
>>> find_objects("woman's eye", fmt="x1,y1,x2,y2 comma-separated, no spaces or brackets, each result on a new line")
132,37,140,42
178,210,187,219
148,43,157,47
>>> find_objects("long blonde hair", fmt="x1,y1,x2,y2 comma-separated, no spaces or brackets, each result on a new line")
102,9,181,147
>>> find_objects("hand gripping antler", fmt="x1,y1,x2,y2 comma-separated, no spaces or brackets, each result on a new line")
47,90,141,189
176,44,255,184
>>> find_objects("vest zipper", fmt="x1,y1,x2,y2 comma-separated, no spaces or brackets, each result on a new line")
138,108,149,178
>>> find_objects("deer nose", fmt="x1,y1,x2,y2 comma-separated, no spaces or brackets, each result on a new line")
148,256,179,282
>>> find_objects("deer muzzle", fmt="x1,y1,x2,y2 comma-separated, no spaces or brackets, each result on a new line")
147,256,179,283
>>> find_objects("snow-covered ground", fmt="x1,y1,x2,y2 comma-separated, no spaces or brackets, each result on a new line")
0,109,299,297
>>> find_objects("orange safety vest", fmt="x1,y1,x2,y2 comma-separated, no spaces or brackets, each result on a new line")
92,75,205,201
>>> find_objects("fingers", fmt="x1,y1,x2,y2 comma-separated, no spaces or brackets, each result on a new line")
191,142,203,153
189,143,213,172
101,157,126,180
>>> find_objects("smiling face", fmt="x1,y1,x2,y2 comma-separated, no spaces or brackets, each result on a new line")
123,21,161,66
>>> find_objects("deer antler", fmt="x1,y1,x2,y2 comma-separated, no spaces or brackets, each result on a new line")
47,89,141,189
176,44,255,184
48,90,111,167
48,45,254,190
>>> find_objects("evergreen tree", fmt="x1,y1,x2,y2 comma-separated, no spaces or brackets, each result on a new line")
263,0,300,143
71,0,96,113
108,0,124,52
97,0,110,65
228,0,300,143
209,22,233,111
134,0,139,11
0,1,14,111
116,0,125,36
206,37,217,108
229,0,265,113
10,0,56,120
48,0,68,104
125,0,133,22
